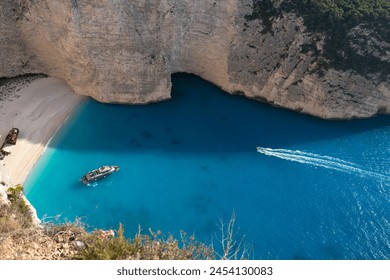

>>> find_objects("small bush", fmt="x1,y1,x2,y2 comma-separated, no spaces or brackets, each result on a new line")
74,225,215,260
6,184,32,227
75,224,138,260
136,229,214,260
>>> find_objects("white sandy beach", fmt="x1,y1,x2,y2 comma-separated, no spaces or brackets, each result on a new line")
0,77,85,186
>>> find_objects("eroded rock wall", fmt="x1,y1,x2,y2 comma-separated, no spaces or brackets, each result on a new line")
1,0,389,119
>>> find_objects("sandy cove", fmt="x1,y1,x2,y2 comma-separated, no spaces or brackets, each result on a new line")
0,77,85,186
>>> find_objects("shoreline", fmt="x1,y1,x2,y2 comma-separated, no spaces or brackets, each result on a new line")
0,76,85,187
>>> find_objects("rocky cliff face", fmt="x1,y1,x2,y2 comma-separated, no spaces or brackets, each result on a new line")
1,0,389,119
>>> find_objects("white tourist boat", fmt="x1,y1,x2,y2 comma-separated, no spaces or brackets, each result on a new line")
81,165,119,184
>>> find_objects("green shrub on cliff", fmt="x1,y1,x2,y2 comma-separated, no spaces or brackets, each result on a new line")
246,0,390,76
75,224,138,260
275,0,390,31
1,184,248,260
0,185,32,236
75,225,215,260
6,184,32,227
247,0,390,32
308,0,390,21
74,212,250,260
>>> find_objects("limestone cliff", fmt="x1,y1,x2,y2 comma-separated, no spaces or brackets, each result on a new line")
1,0,389,119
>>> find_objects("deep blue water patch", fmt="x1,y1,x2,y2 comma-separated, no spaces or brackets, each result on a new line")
25,74,390,259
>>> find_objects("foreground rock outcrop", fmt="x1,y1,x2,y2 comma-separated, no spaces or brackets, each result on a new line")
1,0,389,119
0,225,83,260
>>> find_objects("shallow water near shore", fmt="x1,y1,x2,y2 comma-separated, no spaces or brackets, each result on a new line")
25,74,390,259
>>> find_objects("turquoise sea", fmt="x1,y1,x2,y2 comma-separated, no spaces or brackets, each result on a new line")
25,74,390,259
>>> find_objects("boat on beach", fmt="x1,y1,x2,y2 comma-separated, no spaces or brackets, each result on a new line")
0,128,19,160
81,165,119,184
5,128,19,145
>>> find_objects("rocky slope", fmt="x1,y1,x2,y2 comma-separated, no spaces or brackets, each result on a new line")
1,0,389,119
0,224,83,260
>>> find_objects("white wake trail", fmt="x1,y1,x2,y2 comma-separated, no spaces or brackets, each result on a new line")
256,147,390,182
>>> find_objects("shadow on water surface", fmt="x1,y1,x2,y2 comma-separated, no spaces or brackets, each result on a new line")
48,73,390,154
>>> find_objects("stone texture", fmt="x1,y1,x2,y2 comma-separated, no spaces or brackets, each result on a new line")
0,225,84,260
1,0,389,119
0,185,9,207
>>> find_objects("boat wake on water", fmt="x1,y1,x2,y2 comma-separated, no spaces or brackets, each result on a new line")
256,147,390,183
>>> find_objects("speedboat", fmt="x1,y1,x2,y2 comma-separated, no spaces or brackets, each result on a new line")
81,165,119,184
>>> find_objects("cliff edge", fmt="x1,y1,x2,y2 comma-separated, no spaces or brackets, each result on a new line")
1,0,389,119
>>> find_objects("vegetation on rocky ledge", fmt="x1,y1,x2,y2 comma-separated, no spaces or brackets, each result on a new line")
246,0,390,78
248,0,390,24
281,0,390,32
0,189,213,259
291,0,390,77
303,0,390,21
1,185,32,231
74,225,215,260
0,185,250,260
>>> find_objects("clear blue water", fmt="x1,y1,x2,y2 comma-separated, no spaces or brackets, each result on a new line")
25,74,390,259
